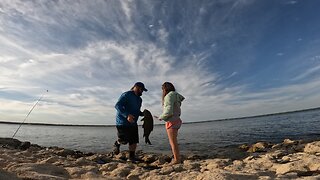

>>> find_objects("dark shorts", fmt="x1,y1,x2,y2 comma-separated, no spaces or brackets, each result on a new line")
116,125,139,145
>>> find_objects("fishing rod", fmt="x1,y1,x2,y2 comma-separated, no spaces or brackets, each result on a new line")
12,90,48,139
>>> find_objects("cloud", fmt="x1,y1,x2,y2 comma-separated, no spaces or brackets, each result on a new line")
1,0,320,125
292,65,320,81
0,35,37,57
120,0,132,21
285,1,298,5
184,78,320,121
0,35,220,124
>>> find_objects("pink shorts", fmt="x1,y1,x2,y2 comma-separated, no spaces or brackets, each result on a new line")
165,118,182,129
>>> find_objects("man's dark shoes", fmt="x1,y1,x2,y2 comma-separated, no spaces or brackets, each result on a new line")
113,141,120,155
127,151,141,163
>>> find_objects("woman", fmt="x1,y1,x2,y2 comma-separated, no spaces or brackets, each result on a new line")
156,82,185,164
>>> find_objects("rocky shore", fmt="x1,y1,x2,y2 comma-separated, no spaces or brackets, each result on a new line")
0,138,320,180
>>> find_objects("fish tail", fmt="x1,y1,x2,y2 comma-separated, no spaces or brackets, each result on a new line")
145,136,152,145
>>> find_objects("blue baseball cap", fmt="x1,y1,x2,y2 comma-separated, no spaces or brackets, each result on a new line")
134,82,148,91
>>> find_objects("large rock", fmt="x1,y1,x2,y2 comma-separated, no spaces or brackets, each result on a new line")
86,154,112,164
54,149,75,157
224,160,245,171
6,163,70,180
304,141,320,154
65,167,85,178
126,167,144,180
110,166,131,177
100,162,119,172
0,169,20,180
39,156,64,164
203,158,231,171
75,157,95,166
150,155,171,166
196,170,229,180
19,141,31,150
248,142,271,153
141,154,158,163
272,139,305,153
274,160,309,175
0,138,22,148
244,155,274,171
183,160,201,171
0,138,33,151
80,171,101,179
159,166,175,175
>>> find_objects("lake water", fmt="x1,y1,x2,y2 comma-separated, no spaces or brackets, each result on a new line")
1,108,319,155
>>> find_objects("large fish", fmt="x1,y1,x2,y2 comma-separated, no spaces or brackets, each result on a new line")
141,109,154,145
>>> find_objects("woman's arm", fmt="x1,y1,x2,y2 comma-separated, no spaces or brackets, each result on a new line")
159,92,174,121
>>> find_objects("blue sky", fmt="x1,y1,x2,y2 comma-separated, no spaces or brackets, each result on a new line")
1,0,320,125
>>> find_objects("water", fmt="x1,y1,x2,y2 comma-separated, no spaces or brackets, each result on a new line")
1,108,319,155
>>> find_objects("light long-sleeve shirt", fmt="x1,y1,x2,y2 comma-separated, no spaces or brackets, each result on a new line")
159,91,185,122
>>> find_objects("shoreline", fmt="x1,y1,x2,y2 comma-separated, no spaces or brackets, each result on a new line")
1,138,320,179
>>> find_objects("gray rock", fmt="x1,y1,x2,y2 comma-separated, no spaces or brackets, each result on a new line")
141,154,157,163
7,163,70,179
100,162,119,172
19,141,31,150
126,167,144,180
110,166,131,177
183,160,201,171
248,142,271,153
55,149,75,157
159,166,175,175
0,169,20,180
0,138,21,149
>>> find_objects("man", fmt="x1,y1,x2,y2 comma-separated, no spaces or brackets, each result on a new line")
113,82,148,162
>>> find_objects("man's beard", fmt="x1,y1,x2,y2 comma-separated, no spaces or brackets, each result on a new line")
137,92,142,96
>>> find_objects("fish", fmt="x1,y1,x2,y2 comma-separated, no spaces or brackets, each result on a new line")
141,109,154,145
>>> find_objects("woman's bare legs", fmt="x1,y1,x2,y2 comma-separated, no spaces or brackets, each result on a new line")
166,128,181,163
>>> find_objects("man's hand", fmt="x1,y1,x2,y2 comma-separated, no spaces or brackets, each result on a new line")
127,114,135,123
142,109,147,116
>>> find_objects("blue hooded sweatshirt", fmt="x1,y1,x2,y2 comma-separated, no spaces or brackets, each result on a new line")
115,90,143,126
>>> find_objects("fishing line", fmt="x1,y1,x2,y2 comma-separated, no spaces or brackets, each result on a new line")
12,90,48,139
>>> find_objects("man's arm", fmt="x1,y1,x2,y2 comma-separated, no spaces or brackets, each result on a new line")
115,93,129,118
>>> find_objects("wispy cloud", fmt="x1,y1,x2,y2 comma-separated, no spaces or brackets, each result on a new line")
292,65,320,81
0,36,220,124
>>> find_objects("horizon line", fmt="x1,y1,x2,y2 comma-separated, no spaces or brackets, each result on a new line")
0,106,319,127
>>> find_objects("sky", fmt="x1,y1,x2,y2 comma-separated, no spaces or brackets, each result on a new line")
1,0,320,125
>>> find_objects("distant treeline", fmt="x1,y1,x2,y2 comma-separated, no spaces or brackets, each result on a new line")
0,106,319,127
